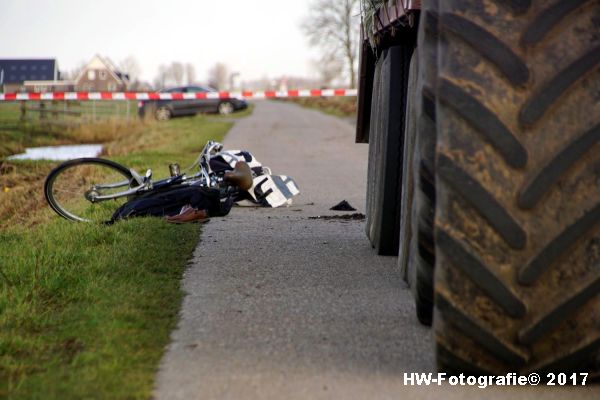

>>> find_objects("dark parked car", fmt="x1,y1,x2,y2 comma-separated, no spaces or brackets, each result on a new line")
138,86,248,120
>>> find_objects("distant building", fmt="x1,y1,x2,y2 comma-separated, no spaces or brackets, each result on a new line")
22,79,75,92
74,55,130,92
0,58,61,92
0,55,133,93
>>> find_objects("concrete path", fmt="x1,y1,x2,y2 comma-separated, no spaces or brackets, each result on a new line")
154,101,598,399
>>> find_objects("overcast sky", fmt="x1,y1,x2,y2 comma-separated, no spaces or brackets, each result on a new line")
0,0,325,83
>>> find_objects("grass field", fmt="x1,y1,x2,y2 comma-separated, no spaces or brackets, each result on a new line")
0,101,140,159
0,109,244,399
280,96,357,118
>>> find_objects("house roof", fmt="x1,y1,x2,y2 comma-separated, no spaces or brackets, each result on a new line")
74,55,130,84
115,71,130,81
0,59,57,84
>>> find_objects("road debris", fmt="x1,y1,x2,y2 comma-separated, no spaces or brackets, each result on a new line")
309,213,365,221
330,200,356,211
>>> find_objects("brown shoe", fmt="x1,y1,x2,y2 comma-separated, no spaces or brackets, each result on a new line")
166,208,209,224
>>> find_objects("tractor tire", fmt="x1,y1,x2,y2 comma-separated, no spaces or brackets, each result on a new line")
365,44,414,255
398,49,419,292
434,0,600,373
400,3,439,327
412,1,440,327
398,9,437,326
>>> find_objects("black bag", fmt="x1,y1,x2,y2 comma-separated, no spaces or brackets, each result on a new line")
110,185,233,222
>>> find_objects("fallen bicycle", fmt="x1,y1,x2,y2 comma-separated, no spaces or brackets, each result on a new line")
44,140,300,224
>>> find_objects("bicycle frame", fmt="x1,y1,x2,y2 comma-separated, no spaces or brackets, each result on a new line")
84,140,224,203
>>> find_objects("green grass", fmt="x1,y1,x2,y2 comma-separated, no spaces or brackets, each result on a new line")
0,220,197,399
0,101,254,160
226,103,254,119
0,102,141,159
0,103,29,157
0,113,240,399
279,97,356,118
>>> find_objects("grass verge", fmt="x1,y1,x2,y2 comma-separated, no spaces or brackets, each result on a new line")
0,219,198,399
0,112,240,399
279,96,357,118
0,102,141,159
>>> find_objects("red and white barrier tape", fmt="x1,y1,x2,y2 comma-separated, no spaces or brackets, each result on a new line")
0,89,358,101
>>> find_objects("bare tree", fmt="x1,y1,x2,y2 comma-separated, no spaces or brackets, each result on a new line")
62,60,87,81
312,56,344,87
119,55,142,81
118,56,142,90
170,62,184,86
185,63,196,85
302,0,359,88
153,64,168,89
207,62,229,90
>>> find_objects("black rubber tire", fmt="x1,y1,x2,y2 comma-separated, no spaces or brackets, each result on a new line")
365,51,384,253
397,13,436,326
434,0,600,373
44,158,133,222
411,2,440,327
398,44,419,291
365,44,414,256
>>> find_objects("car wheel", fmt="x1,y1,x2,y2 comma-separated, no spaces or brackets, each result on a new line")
155,107,171,121
218,101,234,115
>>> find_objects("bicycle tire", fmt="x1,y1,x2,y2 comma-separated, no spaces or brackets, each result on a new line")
44,158,134,223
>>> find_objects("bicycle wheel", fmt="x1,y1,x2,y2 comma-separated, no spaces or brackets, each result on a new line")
44,158,135,223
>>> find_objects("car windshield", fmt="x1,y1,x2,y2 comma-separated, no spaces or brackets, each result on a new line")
161,87,184,93
159,86,218,93
188,86,217,93
186,86,208,93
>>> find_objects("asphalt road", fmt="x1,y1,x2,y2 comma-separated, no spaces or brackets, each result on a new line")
154,101,598,399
